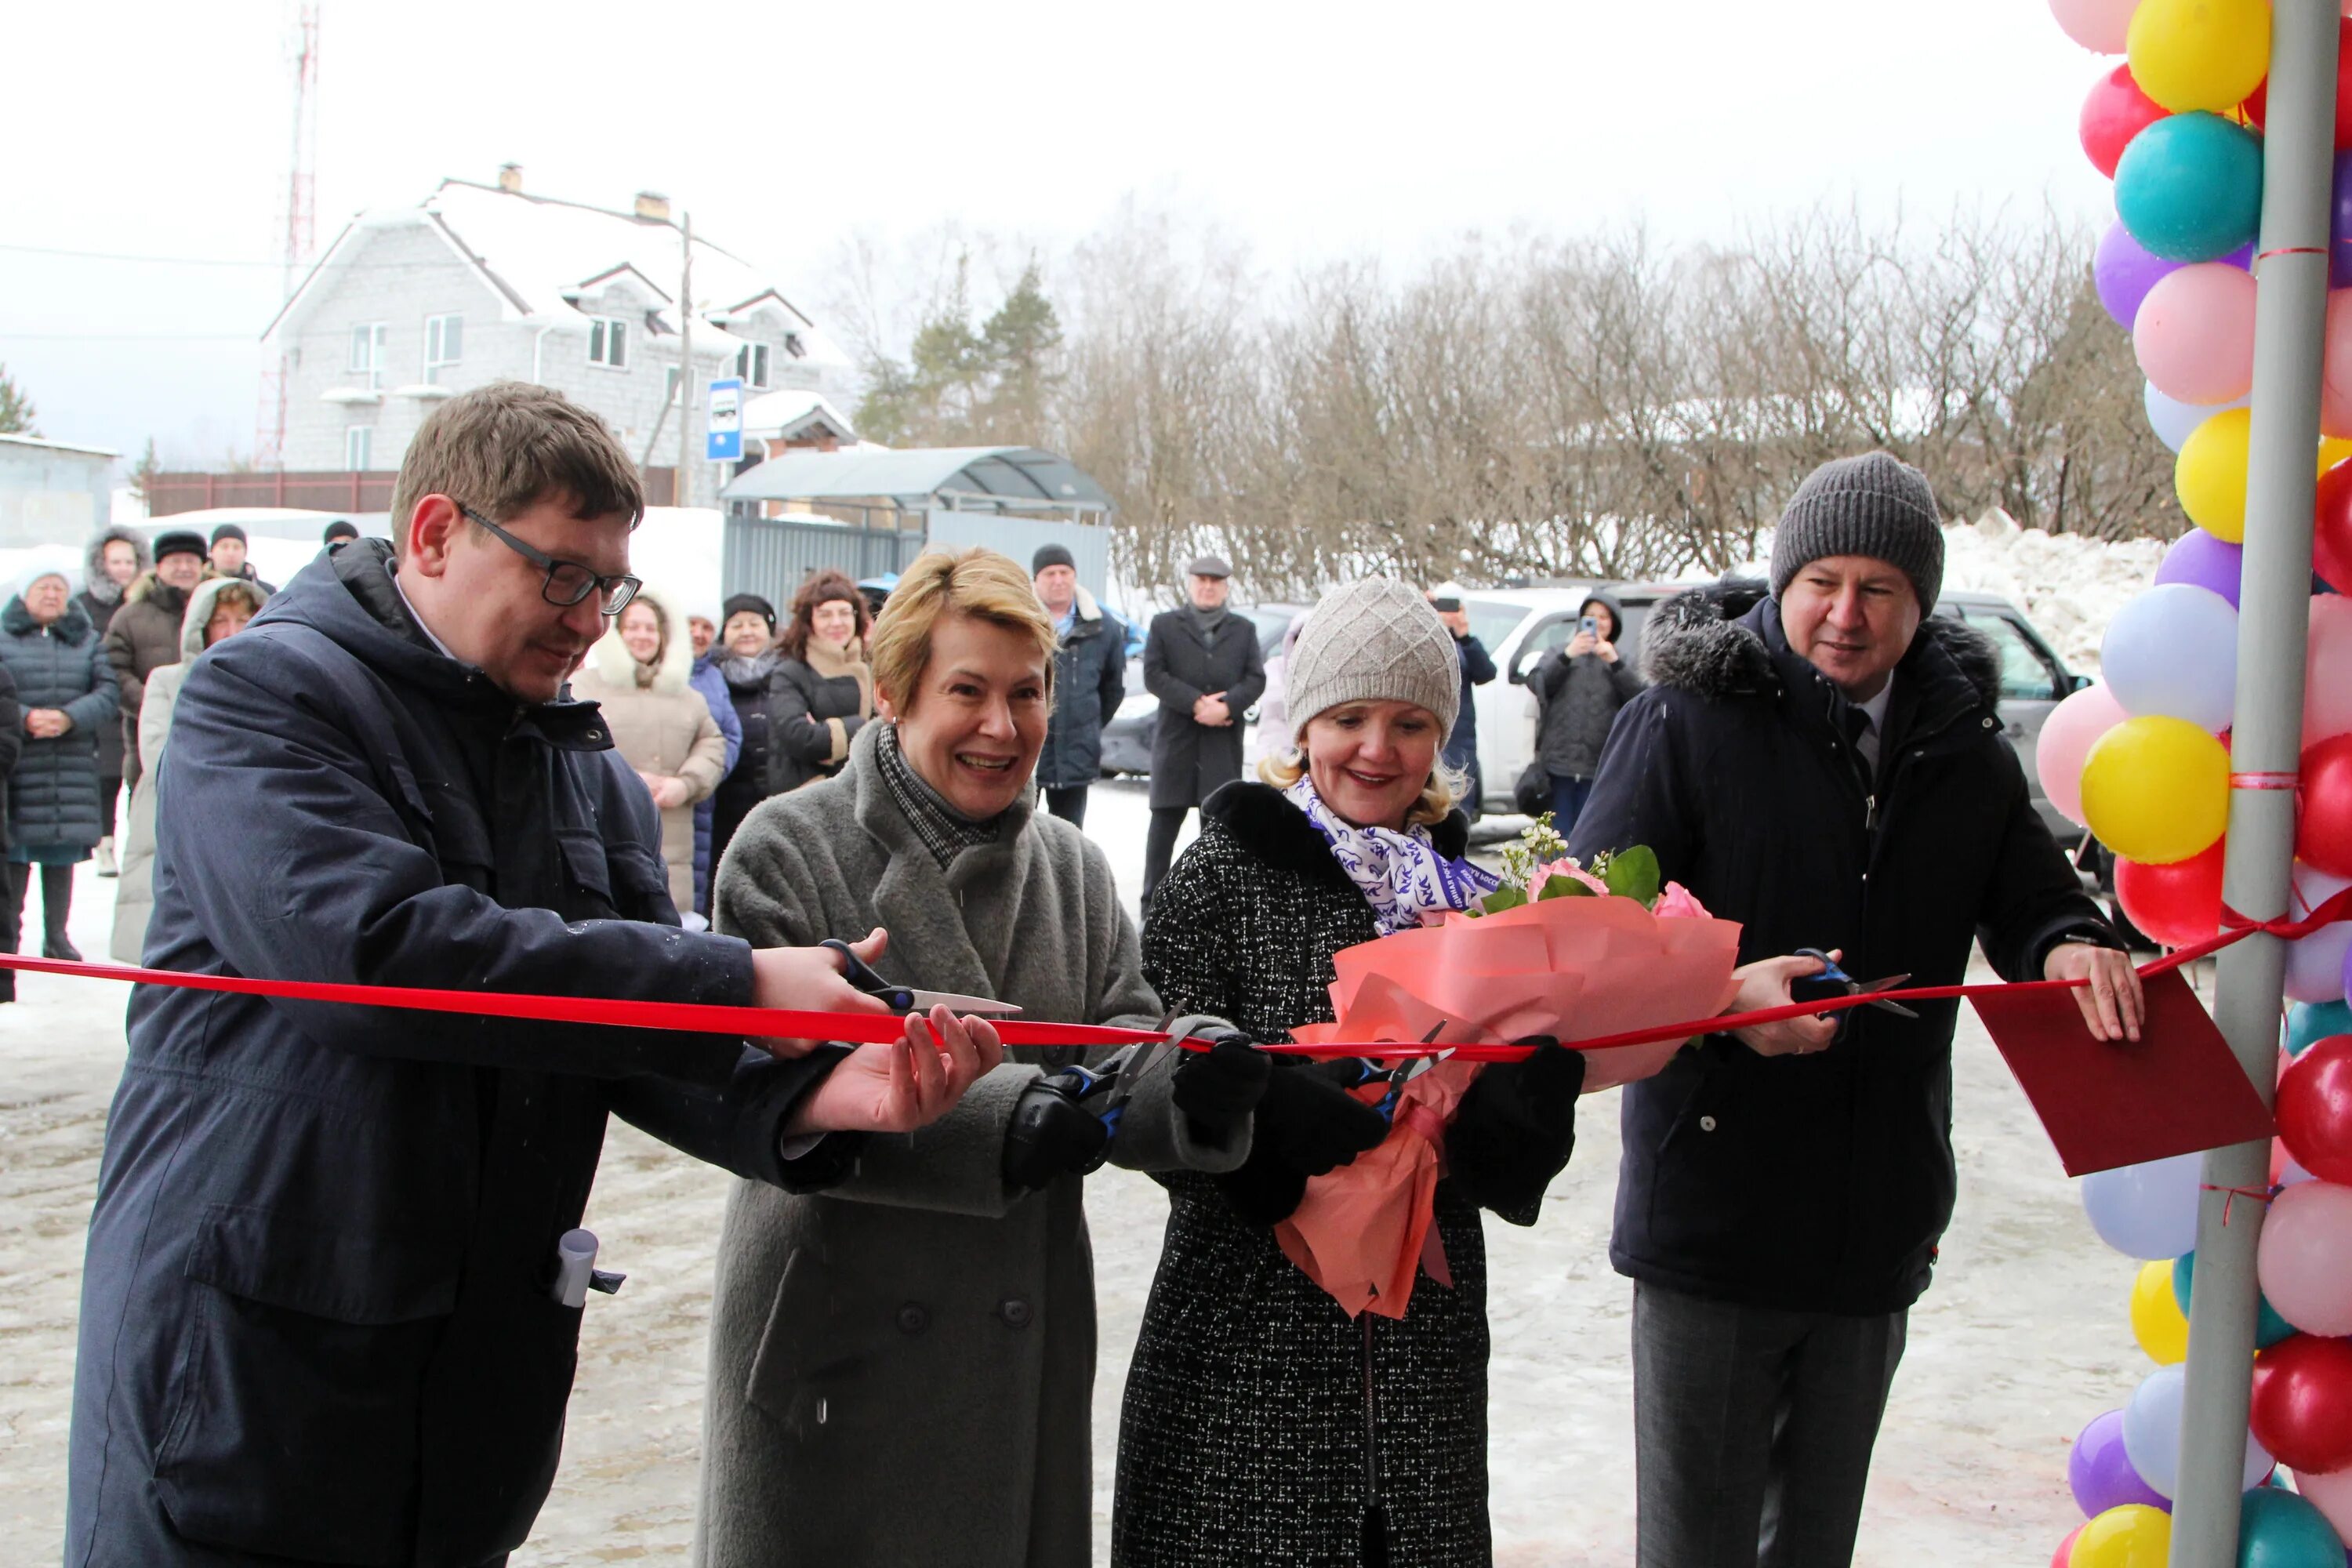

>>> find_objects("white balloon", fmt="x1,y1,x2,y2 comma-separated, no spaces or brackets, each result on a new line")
2285,862,2352,1005
2122,1363,2274,1499
2082,1151,2204,1260
2147,381,2249,453
2102,583,2240,733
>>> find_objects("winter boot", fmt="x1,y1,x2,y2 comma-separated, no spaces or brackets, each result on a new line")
39,865,79,963
95,837,118,878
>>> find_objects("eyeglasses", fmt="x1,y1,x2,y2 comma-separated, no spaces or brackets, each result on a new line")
458,503,641,616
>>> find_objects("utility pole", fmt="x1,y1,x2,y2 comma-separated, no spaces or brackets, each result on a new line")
675,211,693,510
2169,2,2337,1563
256,1,319,470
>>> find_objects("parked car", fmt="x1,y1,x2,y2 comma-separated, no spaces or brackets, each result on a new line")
1097,602,1305,778
1468,580,2092,853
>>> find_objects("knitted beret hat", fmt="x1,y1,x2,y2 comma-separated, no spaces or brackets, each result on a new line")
1768,451,1945,613
1283,577,1461,739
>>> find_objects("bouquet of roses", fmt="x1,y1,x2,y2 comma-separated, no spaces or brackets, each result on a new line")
1274,816,1744,1318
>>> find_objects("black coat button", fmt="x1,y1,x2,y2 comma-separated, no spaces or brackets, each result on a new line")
999,1297,1033,1330
897,1303,929,1334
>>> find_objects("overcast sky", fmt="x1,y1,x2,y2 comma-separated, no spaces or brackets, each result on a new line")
0,0,2114,468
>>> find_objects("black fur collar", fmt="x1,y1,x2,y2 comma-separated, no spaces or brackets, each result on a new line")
1643,576,2002,712
1203,780,1472,882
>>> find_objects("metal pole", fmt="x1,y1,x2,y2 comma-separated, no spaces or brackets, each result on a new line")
2170,3,2336,1562
676,212,694,510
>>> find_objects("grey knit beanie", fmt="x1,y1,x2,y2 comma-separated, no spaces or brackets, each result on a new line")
1283,578,1461,740
1769,452,1945,613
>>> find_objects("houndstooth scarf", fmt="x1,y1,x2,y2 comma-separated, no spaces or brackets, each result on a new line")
1283,775,1499,936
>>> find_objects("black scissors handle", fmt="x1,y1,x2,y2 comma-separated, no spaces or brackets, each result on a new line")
819,938,915,1014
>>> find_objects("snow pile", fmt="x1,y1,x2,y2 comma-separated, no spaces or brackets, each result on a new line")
1940,510,2166,674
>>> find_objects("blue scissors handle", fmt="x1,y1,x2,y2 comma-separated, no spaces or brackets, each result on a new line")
1793,946,1856,986
819,938,916,1014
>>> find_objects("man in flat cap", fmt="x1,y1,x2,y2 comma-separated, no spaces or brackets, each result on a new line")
1139,554,1264,912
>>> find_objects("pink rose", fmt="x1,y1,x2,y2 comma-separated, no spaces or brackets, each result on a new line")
1653,881,1712,920
1530,858,1609,898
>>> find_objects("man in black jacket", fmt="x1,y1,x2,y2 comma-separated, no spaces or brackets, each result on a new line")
1033,542,1127,828
66,383,1000,1567
1567,452,2142,1568
1140,554,1265,910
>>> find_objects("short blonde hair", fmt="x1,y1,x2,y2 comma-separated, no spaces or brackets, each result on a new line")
868,547,1058,712
389,381,643,557
1258,727,1465,830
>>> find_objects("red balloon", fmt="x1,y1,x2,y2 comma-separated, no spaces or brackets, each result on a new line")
2296,735,2352,877
2082,64,2170,179
2278,1035,2352,1183
2245,17,2352,151
2053,1522,2084,1567
2318,458,2352,593
2116,840,2228,948
2250,1333,2352,1474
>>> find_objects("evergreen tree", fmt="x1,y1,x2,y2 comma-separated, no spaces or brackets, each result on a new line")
132,437,162,500
0,362,38,436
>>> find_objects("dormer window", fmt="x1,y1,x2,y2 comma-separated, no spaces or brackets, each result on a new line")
737,343,771,389
588,317,629,369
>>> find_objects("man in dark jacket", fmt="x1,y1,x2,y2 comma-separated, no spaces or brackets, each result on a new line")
1429,589,1496,817
66,382,997,1568
1566,452,2143,1568
1033,542,1127,828
77,524,147,874
101,528,208,791
207,521,279,593
1140,554,1266,910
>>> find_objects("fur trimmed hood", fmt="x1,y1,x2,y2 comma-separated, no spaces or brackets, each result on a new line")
585,584,692,695
81,525,150,608
176,574,271,660
1642,576,2001,712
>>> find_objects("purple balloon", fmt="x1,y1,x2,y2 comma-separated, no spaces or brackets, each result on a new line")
2155,529,2246,609
2223,241,2256,271
2071,1408,2170,1517
2334,151,2352,289
2098,220,2183,330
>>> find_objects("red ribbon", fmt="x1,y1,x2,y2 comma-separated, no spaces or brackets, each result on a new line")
2201,1182,2277,1226
8,884,2349,1064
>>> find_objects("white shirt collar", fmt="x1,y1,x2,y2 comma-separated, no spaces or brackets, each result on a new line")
390,568,459,661
1856,679,1894,735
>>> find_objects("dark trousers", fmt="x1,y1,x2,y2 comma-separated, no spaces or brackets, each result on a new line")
1044,786,1090,828
1142,805,1192,913
100,774,122,840
4,861,74,967
1548,773,1594,834
1632,1280,1907,1568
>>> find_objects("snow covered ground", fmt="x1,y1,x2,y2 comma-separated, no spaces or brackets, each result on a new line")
1939,513,2169,675
0,778,2186,1566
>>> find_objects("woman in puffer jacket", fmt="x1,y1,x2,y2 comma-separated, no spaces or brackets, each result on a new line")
568,585,727,916
110,575,270,963
0,548,118,966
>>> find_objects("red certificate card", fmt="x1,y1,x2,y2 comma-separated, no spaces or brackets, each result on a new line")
1972,968,2274,1177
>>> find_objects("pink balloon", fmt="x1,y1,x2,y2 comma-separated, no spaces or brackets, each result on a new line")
2136,264,2259,405
2257,1179,2352,1336
2297,1465,2352,1545
2309,596,2352,744
2038,681,2129,826
2324,292,2352,441
2050,0,2139,52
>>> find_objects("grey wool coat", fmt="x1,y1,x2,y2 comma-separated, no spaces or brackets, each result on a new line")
695,718,1247,1568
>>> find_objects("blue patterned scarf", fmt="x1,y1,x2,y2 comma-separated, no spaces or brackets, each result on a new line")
1283,776,1501,936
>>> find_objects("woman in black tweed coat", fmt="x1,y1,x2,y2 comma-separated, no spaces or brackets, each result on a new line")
1112,578,1588,1568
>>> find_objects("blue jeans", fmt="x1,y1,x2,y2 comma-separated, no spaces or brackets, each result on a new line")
1549,774,1593,833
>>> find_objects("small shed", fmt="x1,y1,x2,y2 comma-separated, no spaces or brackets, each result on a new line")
0,433,118,549
717,445,1117,603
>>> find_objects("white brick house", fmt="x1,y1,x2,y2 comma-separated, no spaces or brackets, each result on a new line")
260,170,855,503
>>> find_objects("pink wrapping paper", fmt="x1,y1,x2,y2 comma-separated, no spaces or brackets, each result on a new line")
1276,894,1744,1318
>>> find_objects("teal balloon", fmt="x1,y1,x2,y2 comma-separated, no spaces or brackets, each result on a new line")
2235,1486,2344,1567
2115,113,2265,263
2172,1251,2297,1349
2287,1000,2352,1057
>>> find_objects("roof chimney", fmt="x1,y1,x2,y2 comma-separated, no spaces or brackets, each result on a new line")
497,162,523,194
634,190,672,223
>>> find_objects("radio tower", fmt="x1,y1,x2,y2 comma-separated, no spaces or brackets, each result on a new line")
255,3,319,470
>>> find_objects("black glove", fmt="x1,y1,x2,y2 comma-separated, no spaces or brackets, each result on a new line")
1001,1073,1112,1192
1171,1033,1272,1143
1213,1058,1391,1225
1445,1037,1586,1226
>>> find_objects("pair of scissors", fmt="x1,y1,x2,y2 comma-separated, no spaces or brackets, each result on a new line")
818,938,1023,1017
1792,948,1919,1019
1340,1025,1456,1120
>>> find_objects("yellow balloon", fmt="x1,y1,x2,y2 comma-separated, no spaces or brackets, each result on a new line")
2178,407,2252,543
2130,1258,2190,1363
2082,716,2230,865
2321,437,2352,478
2128,0,2272,113
2072,1504,2173,1568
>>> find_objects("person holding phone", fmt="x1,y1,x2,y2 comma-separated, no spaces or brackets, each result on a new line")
1526,590,1640,833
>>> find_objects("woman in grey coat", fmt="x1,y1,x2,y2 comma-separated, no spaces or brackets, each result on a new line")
695,548,1265,1568
0,549,118,964
1528,589,1642,833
